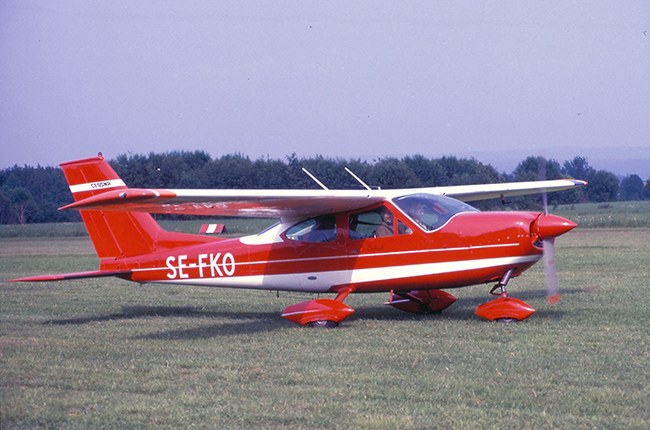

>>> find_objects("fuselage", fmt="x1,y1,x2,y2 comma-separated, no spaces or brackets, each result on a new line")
103,194,565,296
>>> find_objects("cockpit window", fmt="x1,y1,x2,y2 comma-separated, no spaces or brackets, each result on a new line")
286,215,336,243
393,194,478,231
349,205,417,239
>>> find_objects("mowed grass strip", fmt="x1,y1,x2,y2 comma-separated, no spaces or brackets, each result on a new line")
553,200,650,228
1,229,649,429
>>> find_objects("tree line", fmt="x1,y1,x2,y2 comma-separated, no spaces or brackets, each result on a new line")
1,151,648,224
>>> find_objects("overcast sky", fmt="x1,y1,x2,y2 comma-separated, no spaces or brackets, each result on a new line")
1,1,649,177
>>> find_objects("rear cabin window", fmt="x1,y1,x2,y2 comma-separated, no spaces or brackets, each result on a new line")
349,210,384,239
286,215,336,243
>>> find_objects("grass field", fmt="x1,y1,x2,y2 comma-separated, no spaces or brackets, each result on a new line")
552,200,650,229
2,226,650,428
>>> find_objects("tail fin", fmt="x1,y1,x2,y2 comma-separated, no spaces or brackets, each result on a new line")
60,154,166,259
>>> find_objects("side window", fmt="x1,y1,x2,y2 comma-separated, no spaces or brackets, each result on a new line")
398,220,412,235
349,208,395,240
286,215,336,243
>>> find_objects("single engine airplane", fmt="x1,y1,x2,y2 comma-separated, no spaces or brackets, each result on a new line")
12,154,586,327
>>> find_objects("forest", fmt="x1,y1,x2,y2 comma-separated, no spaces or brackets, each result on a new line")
1,151,648,224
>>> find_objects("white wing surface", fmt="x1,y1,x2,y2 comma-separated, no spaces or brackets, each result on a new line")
430,179,587,202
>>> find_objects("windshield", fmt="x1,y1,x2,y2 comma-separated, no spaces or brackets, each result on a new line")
393,193,478,232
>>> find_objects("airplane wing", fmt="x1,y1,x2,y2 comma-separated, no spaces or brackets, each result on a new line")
60,179,586,220
61,188,387,220
429,179,587,202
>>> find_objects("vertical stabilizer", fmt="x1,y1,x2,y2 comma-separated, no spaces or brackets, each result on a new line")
59,154,164,259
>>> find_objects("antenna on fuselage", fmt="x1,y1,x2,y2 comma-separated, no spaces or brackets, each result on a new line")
301,168,329,190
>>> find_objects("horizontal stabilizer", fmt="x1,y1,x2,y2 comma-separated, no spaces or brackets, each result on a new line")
10,270,132,282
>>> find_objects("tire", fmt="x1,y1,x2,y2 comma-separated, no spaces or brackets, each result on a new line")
306,320,338,328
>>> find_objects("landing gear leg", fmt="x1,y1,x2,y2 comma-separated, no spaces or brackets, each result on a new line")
475,269,535,321
489,268,514,299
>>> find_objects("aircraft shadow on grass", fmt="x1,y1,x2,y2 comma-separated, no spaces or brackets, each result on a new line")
353,287,588,323
43,306,291,337
41,288,587,337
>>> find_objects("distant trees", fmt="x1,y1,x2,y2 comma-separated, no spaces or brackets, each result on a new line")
561,155,622,203
620,174,648,201
585,170,620,203
7,187,34,224
112,150,213,189
507,156,564,210
0,165,80,224
563,156,593,181
369,158,421,189
402,155,448,187
1,152,647,225
508,155,642,205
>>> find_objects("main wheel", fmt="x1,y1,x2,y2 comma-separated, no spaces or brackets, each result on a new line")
306,320,338,328
494,317,519,323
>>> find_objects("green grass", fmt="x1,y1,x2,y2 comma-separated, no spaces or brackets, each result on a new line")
551,200,650,228
0,222,90,238
1,229,649,429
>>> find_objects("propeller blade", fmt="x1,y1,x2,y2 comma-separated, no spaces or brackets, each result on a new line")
538,156,560,304
543,238,561,305
542,185,549,215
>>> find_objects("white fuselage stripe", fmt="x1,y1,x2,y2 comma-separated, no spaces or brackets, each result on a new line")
131,242,522,276
227,242,521,269
69,179,126,194
143,254,542,292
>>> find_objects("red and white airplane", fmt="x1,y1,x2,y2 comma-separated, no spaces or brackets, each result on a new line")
13,154,586,327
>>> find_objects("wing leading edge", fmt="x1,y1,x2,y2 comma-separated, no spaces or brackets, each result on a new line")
433,179,587,202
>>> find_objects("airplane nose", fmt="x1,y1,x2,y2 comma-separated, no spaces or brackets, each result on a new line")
531,213,577,240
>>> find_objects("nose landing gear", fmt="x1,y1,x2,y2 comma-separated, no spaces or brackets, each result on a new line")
475,269,535,322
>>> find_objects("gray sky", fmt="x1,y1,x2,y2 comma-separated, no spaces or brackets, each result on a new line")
1,1,649,177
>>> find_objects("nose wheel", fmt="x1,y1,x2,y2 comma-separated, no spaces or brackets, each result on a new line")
475,269,536,321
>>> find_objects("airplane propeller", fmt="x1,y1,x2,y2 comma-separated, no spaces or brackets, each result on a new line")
540,162,561,305
542,237,561,305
